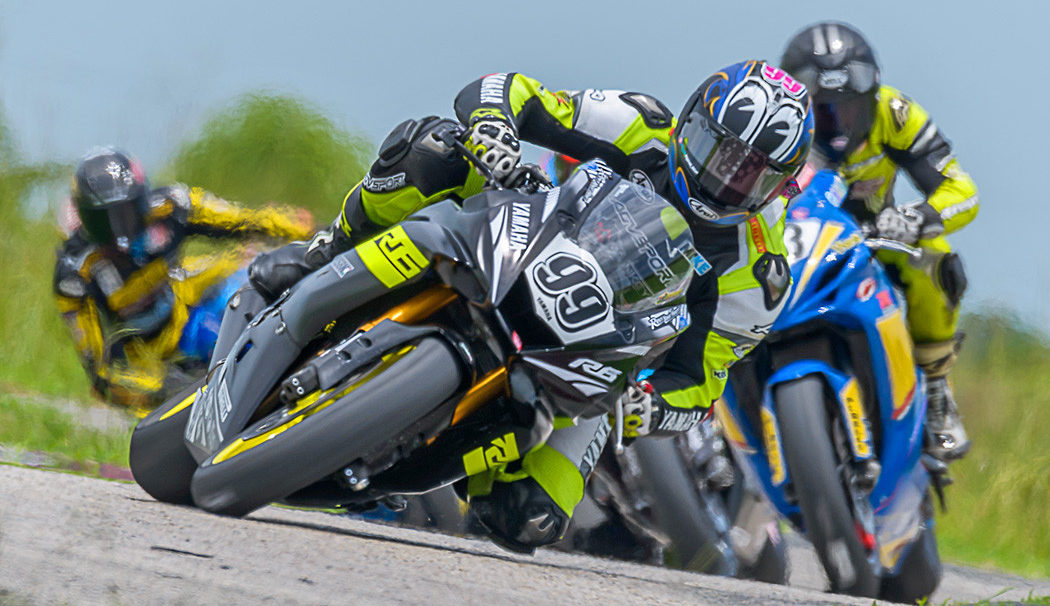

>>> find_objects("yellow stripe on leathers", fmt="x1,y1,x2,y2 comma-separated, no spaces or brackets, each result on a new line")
358,225,429,288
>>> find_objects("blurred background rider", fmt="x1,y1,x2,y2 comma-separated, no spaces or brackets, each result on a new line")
53,147,315,411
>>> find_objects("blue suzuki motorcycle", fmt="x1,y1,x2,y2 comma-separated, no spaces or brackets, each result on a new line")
718,170,943,602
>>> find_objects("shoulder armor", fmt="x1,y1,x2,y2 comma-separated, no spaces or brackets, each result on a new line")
619,92,673,129
876,85,917,133
54,245,91,298
146,185,191,223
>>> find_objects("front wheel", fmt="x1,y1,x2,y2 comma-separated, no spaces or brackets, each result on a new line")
191,337,464,517
632,436,738,576
129,378,203,505
776,376,880,597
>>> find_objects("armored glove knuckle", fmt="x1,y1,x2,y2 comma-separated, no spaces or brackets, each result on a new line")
468,119,521,182
619,380,655,438
875,206,922,244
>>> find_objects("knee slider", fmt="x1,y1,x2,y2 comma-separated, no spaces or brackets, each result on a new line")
936,252,968,307
470,478,570,553
376,116,440,168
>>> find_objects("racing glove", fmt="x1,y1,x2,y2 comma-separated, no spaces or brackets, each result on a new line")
620,380,656,439
467,119,521,183
875,203,944,245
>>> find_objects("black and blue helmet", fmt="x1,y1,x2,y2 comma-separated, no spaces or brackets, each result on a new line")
669,60,814,227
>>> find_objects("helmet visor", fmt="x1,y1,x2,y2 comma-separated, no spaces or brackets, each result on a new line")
792,60,878,95
676,115,795,223
79,196,146,250
813,92,876,161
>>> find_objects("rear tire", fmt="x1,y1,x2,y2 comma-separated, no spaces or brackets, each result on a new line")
776,377,880,597
191,337,464,517
129,379,203,505
632,436,737,576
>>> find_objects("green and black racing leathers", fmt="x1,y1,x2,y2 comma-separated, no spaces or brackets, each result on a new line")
249,72,794,551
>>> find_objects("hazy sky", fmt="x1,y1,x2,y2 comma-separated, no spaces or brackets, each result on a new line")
1,1,1043,326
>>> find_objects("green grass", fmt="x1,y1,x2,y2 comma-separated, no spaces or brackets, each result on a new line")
0,395,131,466
935,311,1050,578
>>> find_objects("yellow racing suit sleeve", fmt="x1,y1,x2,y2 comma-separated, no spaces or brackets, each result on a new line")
336,117,487,242
878,85,978,234
182,186,316,241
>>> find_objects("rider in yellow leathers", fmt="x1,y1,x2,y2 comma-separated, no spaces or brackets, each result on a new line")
53,148,314,412
781,22,978,460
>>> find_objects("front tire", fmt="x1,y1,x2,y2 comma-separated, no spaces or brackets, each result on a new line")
129,378,203,505
632,436,738,576
776,376,880,597
191,337,464,517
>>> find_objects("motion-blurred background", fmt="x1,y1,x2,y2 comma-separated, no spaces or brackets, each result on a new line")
1,0,1046,578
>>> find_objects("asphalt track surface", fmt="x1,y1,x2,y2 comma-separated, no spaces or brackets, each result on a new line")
1,465,1048,605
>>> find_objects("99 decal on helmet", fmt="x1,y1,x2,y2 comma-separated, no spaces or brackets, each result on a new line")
669,60,814,226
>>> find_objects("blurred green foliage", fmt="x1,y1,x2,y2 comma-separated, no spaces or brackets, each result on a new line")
167,93,372,217
0,395,130,466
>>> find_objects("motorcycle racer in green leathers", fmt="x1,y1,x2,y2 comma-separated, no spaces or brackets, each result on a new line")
249,60,814,552
781,22,978,461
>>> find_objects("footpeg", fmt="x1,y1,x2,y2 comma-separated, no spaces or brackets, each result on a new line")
852,459,881,493
280,366,320,403
342,462,371,491
921,453,953,512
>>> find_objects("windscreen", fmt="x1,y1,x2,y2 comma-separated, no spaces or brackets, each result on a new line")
576,180,696,312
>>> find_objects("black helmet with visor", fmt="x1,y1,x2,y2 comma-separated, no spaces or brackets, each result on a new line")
72,147,150,251
780,22,880,164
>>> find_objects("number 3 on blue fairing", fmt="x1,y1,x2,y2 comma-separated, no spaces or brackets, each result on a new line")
784,218,822,265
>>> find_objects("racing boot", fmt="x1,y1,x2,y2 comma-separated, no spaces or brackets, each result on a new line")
916,339,970,461
924,377,969,460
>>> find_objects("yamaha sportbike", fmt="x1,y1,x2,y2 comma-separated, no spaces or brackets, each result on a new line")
719,170,943,602
129,159,701,527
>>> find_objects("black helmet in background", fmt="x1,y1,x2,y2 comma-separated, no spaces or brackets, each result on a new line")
670,60,814,227
72,147,150,250
780,22,880,164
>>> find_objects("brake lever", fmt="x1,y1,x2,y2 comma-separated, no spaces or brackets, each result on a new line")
864,238,923,258
435,128,505,191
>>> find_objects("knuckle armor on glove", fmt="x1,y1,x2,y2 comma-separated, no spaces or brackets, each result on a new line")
875,204,944,245
620,381,655,438
468,119,521,182
875,206,922,244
